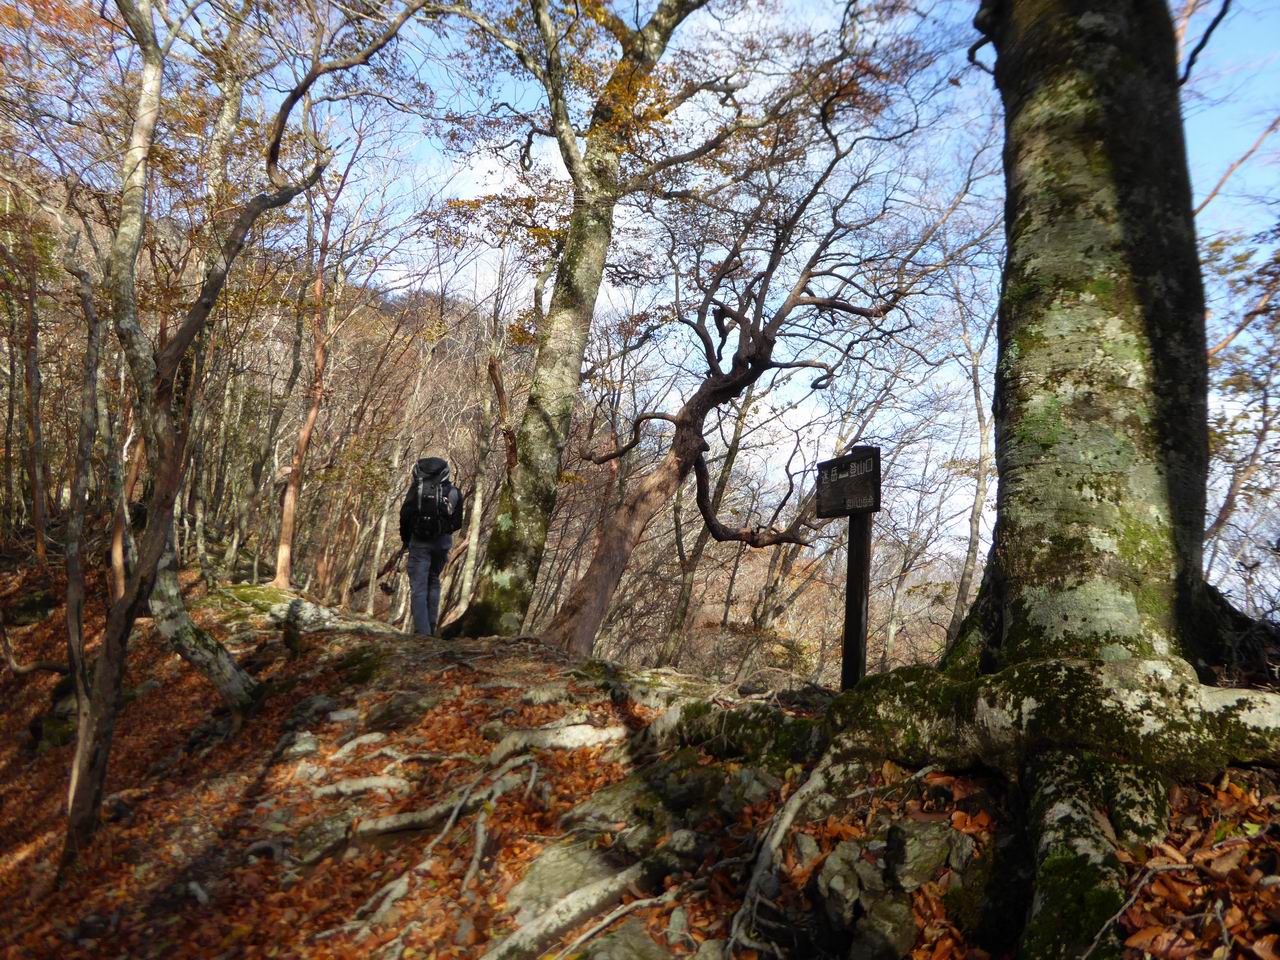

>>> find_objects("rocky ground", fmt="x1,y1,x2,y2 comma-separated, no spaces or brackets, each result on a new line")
2,570,1279,959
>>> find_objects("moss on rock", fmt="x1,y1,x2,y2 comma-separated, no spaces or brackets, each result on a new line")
335,645,388,684
676,701,826,770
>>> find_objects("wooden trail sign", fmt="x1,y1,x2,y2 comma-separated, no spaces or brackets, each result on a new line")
815,447,881,690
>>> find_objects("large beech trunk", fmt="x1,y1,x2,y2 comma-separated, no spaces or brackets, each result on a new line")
959,2,1212,951
821,4,1280,957
454,0,707,638
973,0,1209,670
455,196,615,635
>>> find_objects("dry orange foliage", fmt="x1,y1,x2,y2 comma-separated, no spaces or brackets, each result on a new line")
3,564,1276,960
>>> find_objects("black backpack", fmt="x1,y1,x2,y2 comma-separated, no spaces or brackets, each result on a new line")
405,458,461,539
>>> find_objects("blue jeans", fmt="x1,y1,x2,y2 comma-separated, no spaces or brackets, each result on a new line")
407,535,451,634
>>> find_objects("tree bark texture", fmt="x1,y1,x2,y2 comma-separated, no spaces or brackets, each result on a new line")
456,0,706,636
150,531,257,712
827,4,1277,955
458,196,615,635
978,0,1209,669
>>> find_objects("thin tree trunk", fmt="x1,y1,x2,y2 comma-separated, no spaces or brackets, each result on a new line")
209,372,235,528
19,243,46,564
946,351,993,643
110,431,141,602
456,481,485,610
457,367,497,615
272,237,338,588
721,539,748,628
1204,398,1276,547
272,336,326,588
880,575,905,672
65,39,167,857
62,264,103,863
365,500,393,616
220,279,306,576
364,363,423,614
3,289,16,533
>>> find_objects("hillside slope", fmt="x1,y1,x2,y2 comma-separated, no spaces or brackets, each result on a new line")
2,571,1277,959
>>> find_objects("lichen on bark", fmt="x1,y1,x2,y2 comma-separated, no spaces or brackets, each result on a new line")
813,2,1280,955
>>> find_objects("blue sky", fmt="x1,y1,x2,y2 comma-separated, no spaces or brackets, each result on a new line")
1182,0,1280,235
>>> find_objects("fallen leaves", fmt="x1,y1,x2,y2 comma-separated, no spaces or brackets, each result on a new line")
1117,773,1280,959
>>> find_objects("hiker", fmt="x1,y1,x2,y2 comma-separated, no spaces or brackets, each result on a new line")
399,456,464,635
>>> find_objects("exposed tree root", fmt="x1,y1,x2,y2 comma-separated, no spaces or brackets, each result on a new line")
328,755,537,946
353,755,532,842
479,861,649,960
330,693,712,956
727,750,840,954
827,658,1280,776
811,654,1280,958
1,615,68,675
727,757,937,955
330,732,387,762
488,723,628,764
551,878,701,960
1020,752,1167,960
313,775,411,799
462,803,492,892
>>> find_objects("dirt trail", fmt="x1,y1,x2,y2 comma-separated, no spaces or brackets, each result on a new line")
3,573,1277,960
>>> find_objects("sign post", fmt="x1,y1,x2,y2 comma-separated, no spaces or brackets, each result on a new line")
815,447,881,690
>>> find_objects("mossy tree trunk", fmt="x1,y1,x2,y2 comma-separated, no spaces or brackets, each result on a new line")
980,0,1209,671
448,0,709,637
455,195,616,636
818,3,1280,956
974,5,1211,950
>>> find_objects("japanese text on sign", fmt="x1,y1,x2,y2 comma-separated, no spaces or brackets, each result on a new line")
815,447,881,517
